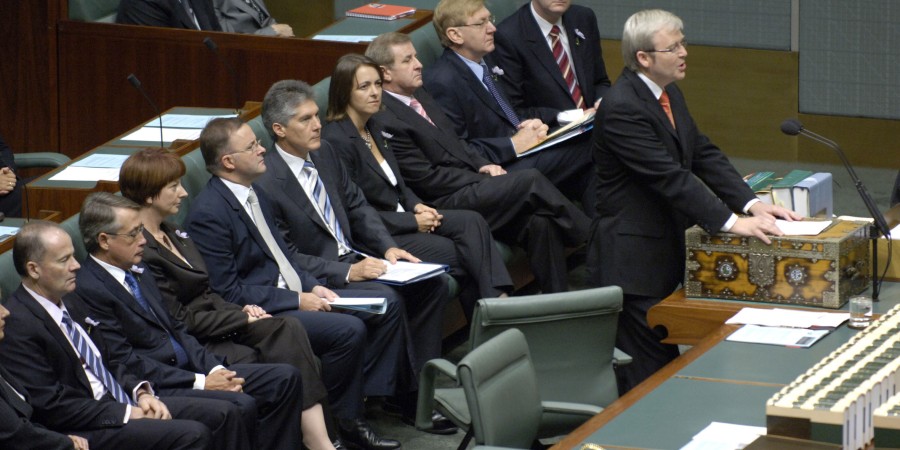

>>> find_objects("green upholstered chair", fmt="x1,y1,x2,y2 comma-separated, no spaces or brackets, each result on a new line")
409,25,443,68
417,287,626,448
0,250,19,302
456,329,597,449
247,116,275,154
175,148,212,227
13,152,70,169
59,213,87,263
313,78,331,123
485,0,523,22
69,0,119,22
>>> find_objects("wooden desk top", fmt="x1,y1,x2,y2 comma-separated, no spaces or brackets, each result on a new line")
0,210,62,254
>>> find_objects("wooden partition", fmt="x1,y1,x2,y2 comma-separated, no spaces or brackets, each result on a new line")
56,21,369,157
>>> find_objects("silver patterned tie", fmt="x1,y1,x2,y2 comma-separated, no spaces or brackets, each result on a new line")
247,189,304,292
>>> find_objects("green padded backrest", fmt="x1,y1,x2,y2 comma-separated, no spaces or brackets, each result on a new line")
247,116,275,153
69,0,119,22
470,286,623,411
313,78,331,123
176,148,212,227
0,250,19,302
409,25,443,68
59,213,88,263
459,329,542,448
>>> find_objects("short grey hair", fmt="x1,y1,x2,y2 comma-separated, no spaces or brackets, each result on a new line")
622,9,683,72
79,192,141,254
262,80,315,138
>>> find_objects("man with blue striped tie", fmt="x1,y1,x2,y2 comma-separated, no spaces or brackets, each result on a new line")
0,220,242,450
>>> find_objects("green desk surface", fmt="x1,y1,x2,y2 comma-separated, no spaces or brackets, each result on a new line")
313,15,418,38
581,378,779,449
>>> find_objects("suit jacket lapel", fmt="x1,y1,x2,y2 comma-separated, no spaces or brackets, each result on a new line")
523,10,570,95
0,365,31,417
337,118,393,188
264,150,333,238
83,259,162,328
159,223,209,275
15,288,94,393
446,50,510,124
409,90,483,172
210,177,278,263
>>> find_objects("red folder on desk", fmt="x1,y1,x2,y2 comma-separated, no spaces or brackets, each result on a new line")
346,4,416,20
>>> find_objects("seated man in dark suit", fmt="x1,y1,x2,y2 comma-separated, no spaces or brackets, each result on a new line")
0,132,24,217
423,0,596,214
71,193,306,450
212,0,293,36
117,0,222,30
588,9,798,392
367,32,590,294
0,220,239,450
186,117,402,450
493,0,610,116
0,300,89,450
255,79,455,434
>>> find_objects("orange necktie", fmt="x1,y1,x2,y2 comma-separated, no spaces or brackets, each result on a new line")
659,91,675,129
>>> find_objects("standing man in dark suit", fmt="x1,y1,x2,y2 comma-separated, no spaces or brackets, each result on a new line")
212,0,294,36
117,0,221,30
186,117,402,450
71,194,306,450
423,0,596,213
494,0,610,116
0,220,238,450
589,9,799,392
367,32,590,294
0,300,88,450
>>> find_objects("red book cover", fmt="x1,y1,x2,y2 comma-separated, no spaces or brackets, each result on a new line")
346,3,416,21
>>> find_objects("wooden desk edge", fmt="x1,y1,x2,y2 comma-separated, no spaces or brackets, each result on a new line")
551,324,740,450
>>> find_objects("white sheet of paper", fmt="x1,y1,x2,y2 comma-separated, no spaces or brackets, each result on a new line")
311,34,377,42
377,261,446,283
48,166,120,182
120,127,201,143
330,298,385,306
679,421,766,450
775,219,832,236
71,153,130,169
890,223,900,239
0,226,19,239
725,307,848,329
147,114,237,129
726,324,829,348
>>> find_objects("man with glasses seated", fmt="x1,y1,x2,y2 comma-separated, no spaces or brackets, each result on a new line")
423,0,597,216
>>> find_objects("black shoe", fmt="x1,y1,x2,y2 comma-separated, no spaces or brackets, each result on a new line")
337,418,401,450
401,410,459,435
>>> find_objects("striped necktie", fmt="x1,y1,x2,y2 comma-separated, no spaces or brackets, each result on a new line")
549,25,584,109
61,311,134,405
304,161,352,253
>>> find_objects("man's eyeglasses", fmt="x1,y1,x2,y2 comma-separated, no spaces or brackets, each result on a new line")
227,139,261,156
456,15,495,29
105,225,145,242
644,40,687,54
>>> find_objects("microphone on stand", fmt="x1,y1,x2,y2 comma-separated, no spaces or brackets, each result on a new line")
127,74,165,149
781,118,892,299
203,37,243,114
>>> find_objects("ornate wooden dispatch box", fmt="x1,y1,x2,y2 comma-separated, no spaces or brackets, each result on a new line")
684,220,871,308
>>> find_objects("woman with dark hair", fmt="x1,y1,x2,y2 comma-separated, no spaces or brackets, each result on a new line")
119,148,336,450
322,54,512,319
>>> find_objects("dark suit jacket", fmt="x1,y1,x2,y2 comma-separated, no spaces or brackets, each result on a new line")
494,3,609,115
255,141,397,287
141,223,249,343
590,69,756,298
117,0,222,30
185,176,320,313
0,286,139,431
423,48,544,165
322,117,424,235
72,258,226,390
0,131,23,217
373,91,494,202
0,364,73,450
213,0,278,35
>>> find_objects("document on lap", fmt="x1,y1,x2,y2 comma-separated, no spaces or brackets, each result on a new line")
374,260,448,285
518,110,595,158
329,298,387,314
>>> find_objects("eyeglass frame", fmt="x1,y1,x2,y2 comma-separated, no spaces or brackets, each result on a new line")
643,39,687,54
225,139,262,157
103,224,145,242
454,15,496,29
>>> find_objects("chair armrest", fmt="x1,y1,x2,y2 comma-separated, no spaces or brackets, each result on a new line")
613,347,632,367
13,152,70,169
416,358,458,430
541,401,603,417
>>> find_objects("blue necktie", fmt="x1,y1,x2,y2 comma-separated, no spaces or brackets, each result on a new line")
124,272,190,368
480,62,521,127
61,311,134,405
304,161,350,249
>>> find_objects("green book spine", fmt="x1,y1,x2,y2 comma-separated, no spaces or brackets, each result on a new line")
771,169,815,188
744,171,776,191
